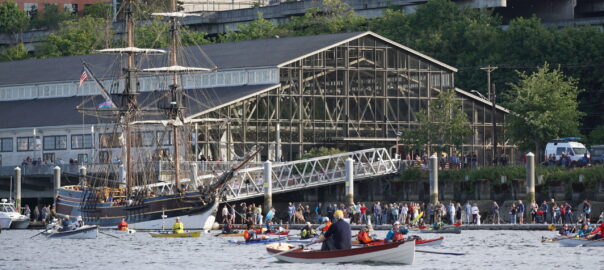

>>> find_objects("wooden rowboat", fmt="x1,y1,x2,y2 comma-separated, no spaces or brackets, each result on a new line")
266,240,415,264
47,225,98,239
149,231,201,238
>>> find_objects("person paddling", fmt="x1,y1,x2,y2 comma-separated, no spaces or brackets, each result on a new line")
300,222,317,239
385,221,409,243
578,224,594,238
222,220,235,234
243,223,257,242
357,224,375,244
60,216,74,232
117,218,129,231
172,217,184,234
317,210,351,251
317,217,332,234
558,224,572,236
587,223,604,240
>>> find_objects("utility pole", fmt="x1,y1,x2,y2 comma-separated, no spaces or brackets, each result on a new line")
481,66,498,166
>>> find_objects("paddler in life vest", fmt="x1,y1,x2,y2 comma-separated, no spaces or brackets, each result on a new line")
243,223,257,242
117,218,129,231
300,222,317,239
385,221,409,243
587,223,604,240
317,210,352,251
317,217,332,233
558,224,573,236
357,224,375,244
172,217,185,234
432,216,444,230
222,219,235,234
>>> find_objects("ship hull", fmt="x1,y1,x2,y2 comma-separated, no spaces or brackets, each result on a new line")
56,188,218,230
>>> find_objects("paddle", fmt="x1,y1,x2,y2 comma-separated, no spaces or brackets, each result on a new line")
99,230,120,239
30,229,50,239
416,250,465,256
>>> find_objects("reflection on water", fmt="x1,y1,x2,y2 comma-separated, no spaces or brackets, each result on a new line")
1,229,601,270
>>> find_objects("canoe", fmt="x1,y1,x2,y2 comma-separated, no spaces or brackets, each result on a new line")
266,240,415,264
353,237,444,247
419,228,461,234
559,238,604,247
47,225,98,239
150,231,201,238
228,237,287,245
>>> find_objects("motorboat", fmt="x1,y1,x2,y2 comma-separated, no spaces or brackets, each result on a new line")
266,240,415,264
46,225,99,239
0,212,11,229
0,199,29,229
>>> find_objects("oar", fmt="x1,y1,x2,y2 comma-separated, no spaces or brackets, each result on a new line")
30,229,50,239
267,241,317,259
99,230,120,239
416,249,465,256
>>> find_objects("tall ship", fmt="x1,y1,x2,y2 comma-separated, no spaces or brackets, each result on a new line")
55,0,254,229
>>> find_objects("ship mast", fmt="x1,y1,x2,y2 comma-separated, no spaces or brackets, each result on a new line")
124,0,135,193
169,0,181,190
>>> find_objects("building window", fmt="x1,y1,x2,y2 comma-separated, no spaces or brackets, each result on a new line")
156,131,172,146
99,133,121,148
0,138,12,152
17,137,35,151
64,3,78,14
98,151,110,163
43,135,67,150
72,134,93,149
77,154,88,163
24,3,38,17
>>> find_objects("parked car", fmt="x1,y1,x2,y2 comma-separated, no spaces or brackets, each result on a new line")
544,137,590,167
590,145,604,165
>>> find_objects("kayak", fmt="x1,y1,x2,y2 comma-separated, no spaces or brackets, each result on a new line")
353,237,444,247
266,240,415,264
228,237,287,245
114,229,136,235
419,228,461,234
149,231,201,238
559,238,604,247
286,237,318,244
218,231,289,237
542,235,573,243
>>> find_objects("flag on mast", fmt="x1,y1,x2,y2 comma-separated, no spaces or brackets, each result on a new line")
80,62,116,109
79,68,88,87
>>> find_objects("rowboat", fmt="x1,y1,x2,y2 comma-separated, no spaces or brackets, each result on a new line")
353,237,444,247
229,237,287,245
419,228,461,234
149,231,201,238
266,240,415,264
47,225,98,239
559,238,604,247
542,235,572,243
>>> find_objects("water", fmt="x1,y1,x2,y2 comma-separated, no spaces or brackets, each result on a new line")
1,229,602,270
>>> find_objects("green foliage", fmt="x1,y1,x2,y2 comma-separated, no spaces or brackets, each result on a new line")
31,3,74,30
0,1,29,34
296,147,345,174
589,125,604,145
0,43,29,62
83,2,112,19
504,63,584,157
220,12,286,42
36,16,111,57
135,19,211,48
283,0,367,35
406,90,472,154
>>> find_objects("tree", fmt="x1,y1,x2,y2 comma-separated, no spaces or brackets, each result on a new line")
588,125,604,145
503,63,584,160
30,3,74,30
406,90,472,155
36,16,112,57
135,19,211,48
83,2,112,19
0,43,29,62
220,12,287,42
283,0,366,36
0,1,29,34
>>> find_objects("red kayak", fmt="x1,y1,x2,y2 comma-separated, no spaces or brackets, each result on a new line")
266,231,289,236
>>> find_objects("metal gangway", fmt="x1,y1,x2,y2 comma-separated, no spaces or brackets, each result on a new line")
208,148,399,202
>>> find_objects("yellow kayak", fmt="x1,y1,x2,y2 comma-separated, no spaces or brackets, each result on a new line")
219,233,244,237
149,231,201,238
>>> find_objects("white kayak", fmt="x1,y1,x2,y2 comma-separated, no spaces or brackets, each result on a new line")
114,229,136,235
46,225,99,239
266,240,415,264
559,238,604,247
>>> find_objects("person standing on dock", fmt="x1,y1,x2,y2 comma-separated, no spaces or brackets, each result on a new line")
491,201,500,224
517,200,525,224
318,210,351,251
464,202,472,224
287,202,295,224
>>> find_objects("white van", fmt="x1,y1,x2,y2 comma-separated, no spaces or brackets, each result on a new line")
544,138,590,164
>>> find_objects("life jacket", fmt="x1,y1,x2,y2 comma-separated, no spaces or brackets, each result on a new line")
118,221,128,231
392,232,405,242
357,230,372,244
322,221,332,232
255,228,262,234
301,228,316,239
243,230,251,241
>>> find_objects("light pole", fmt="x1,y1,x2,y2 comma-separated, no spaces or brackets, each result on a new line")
481,66,498,165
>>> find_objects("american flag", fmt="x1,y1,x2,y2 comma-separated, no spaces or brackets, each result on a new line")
79,68,88,87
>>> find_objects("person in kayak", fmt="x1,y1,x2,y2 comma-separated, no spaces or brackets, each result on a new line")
558,224,573,236
385,221,409,243
318,210,351,251
432,217,444,230
117,218,129,231
222,220,235,234
172,217,185,234
265,220,277,233
243,224,258,242
317,217,332,233
357,225,374,244
578,224,594,238
300,222,317,239
587,223,604,240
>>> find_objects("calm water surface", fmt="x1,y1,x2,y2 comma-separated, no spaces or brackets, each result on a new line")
1,229,602,270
